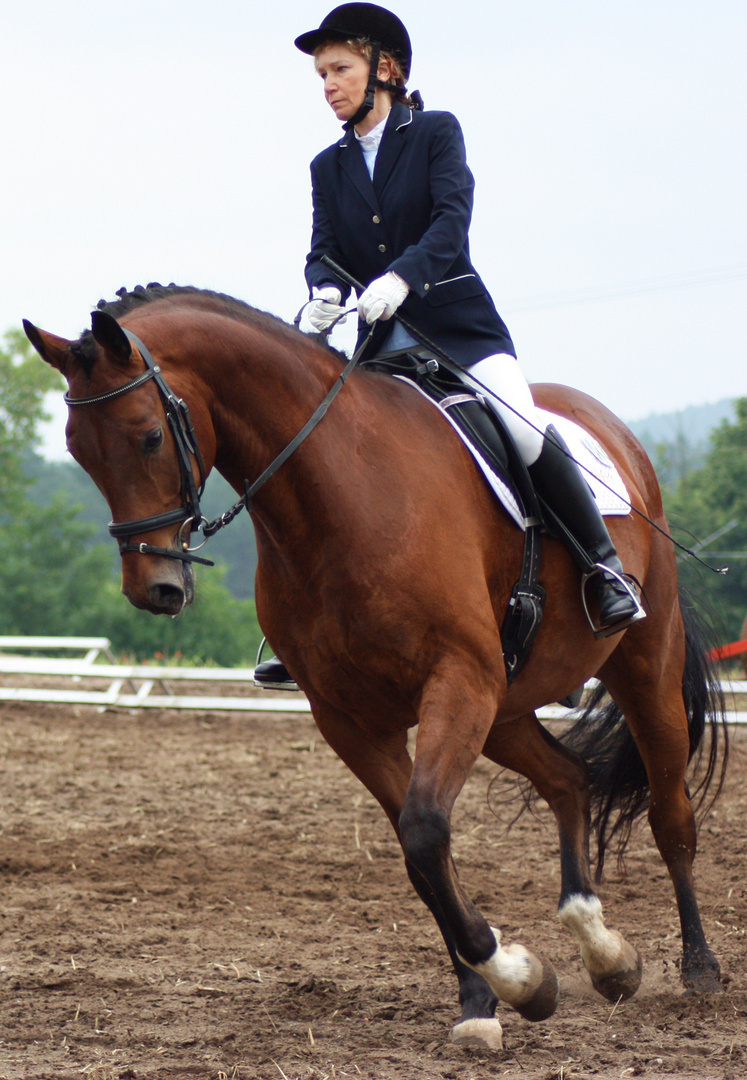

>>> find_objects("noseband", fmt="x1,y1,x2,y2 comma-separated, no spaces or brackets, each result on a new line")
64,329,214,566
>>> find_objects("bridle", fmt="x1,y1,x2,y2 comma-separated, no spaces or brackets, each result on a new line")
63,320,371,569
64,329,214,567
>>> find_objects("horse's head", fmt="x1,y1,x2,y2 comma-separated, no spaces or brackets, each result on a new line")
24,310,216,616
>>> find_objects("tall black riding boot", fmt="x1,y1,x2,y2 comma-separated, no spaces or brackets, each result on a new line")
528,425,645,638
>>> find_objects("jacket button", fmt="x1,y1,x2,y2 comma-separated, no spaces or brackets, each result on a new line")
372,214,381,224
424,283,430,290
378,244,387,253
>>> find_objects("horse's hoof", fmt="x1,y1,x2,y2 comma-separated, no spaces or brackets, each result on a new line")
451,1017,504,1050
590,947,643,1002
559,895,642,1003
683,952,722,994
467,931,559,1021
513,956,560,1021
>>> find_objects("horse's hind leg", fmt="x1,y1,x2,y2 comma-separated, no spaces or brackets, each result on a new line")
600,628,722,993
311,699,503,1048
482,714,642,1002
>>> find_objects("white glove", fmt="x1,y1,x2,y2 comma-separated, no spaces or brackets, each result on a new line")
306,286,347,332
358,271,410,324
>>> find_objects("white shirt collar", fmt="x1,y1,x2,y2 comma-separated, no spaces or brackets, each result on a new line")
354,112,389,148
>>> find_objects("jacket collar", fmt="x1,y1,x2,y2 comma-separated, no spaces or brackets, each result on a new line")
336,99,414,208
337,127,380,214
371,100,412,197
336,99,412,143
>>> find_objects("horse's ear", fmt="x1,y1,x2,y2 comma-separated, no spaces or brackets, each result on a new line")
90,310,132,364
23,319,72,375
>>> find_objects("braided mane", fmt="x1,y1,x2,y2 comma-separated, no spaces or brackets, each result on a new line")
93,282,256,321
70,282,307,372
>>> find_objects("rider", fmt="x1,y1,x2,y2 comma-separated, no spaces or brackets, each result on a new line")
254,2,645,689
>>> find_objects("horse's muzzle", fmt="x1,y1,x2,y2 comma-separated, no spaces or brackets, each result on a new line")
123,557,195,616
147,581,188,616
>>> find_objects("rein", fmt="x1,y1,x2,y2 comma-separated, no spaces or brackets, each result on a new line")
65,323,372,566
202,325,373,533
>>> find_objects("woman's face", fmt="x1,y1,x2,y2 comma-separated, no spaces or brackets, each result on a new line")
315,44,372,123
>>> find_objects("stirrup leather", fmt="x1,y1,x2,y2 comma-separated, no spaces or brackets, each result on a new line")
581,564,646,640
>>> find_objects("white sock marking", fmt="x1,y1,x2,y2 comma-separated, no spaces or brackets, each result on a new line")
463,927,543,1007
558,893,628,977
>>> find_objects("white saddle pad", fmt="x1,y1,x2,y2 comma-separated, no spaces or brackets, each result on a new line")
400,378,631,530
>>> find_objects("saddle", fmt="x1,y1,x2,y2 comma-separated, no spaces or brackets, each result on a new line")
361,349,546,683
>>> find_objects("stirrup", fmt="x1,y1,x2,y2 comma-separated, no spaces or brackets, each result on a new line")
581,564,646,640
253,638,300,691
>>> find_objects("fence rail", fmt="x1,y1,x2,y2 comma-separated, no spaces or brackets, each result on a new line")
1,637,745,721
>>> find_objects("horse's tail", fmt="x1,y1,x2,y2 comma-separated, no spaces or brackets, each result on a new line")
560,593,729,879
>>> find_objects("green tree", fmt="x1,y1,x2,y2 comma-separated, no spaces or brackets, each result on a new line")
0,328,63,508
0,495,262,664
0,500,113,635
649,426,705,492
665,398,747,643
87,567,263,666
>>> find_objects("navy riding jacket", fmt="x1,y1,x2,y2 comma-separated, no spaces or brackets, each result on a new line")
305,100,515,366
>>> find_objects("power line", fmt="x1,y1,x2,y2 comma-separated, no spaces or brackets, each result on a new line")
503,265,747,314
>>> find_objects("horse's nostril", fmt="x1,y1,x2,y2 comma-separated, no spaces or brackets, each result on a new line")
149,583,185,615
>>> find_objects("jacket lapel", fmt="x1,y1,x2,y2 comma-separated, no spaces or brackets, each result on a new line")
337,129,381,215
372,101,412,198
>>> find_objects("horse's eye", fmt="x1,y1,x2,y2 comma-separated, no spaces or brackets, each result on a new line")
141,428,164,454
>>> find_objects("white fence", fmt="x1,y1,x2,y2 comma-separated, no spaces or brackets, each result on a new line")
0,637,309,713
0,637,745,721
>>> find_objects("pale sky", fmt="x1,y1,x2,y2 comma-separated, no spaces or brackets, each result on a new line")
2,1,745,459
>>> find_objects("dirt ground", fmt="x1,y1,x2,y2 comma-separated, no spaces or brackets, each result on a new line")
0,688,744,1080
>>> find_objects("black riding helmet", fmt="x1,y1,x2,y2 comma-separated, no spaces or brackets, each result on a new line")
295,4,419,128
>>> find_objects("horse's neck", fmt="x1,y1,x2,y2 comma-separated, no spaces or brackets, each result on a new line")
204,324,345,502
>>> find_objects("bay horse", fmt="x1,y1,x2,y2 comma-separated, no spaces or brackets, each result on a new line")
24,285,725,1050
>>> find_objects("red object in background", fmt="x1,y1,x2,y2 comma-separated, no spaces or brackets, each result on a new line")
706,638,747,661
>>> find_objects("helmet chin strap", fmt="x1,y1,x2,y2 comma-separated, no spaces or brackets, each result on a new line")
343,42,411,130
343,42,382,129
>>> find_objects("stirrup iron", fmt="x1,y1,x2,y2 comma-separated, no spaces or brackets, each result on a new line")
581,564,646,639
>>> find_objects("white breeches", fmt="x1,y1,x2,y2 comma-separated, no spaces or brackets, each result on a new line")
466,354,545,465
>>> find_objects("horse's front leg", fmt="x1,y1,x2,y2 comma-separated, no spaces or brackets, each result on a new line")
311,699,503,1047
483,713,642,1002
403,859,501,1042
400,664,559,1046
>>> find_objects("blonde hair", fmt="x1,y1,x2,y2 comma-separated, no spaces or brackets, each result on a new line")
313,38,417,109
